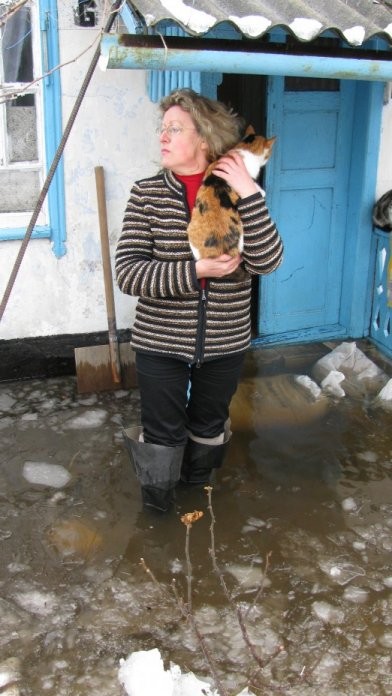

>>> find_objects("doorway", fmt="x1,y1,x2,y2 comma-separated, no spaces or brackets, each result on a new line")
218,74,268,335
219,73,384,346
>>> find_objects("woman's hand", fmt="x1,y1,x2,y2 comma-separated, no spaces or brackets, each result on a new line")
212,151,259,198
196,254,243,279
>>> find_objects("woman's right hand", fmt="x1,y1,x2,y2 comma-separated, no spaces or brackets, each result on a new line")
195,254,243,279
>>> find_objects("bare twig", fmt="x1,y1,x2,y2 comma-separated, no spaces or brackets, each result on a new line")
139,557,177,606
141,552,227,695
180,511,204,611
0,0,29,27
0,0,123,322
244,550,272,620
237,604,284,670
0,34,101,105
205,487,284,675
205,486,231,598
171,579,228,696
0,0,127,105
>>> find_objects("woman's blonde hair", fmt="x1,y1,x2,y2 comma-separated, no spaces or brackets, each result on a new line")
159,89,244,162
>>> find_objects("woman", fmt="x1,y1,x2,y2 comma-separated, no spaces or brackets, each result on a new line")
115,89,283,512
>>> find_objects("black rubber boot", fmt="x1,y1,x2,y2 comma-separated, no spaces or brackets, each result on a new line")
122,426,184,512
180,427,232,485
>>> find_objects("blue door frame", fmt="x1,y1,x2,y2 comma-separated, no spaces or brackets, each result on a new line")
254,79,385,347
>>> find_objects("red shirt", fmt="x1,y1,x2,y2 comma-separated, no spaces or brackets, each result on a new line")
175,171,205,211
175,172,206,289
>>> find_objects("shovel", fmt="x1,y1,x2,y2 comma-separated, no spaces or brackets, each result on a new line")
74,166,136,393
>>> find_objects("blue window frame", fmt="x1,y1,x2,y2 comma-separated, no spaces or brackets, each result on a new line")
0,0,65,257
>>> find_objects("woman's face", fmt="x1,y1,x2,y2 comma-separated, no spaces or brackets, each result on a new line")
159,105,209,175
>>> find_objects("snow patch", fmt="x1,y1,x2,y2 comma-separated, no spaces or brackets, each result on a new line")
160,0,216,34
321,370,346,398
144,13,156,27
342,25,366,46
289,18,322,41
118,648,223,695
294,374,322,399
377,378,392,401
228,15,271,37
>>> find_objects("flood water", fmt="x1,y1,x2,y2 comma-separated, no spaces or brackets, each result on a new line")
0,342,391,695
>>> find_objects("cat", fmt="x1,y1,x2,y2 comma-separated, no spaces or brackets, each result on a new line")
373,189,392,231
187,126,276,279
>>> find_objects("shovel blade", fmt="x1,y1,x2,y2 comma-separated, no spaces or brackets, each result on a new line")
75,342,137,394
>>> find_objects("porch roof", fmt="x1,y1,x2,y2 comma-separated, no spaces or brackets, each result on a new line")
101,0,392,80
127,0,392,47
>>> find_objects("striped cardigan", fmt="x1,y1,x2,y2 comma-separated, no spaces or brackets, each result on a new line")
115,169,283,364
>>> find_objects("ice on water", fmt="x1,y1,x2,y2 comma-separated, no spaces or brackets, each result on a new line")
312,600,345,625
341,496,358,512
63,408,108,429
13,588,59,617
343,585,369,604
0,392,17,411
357,450,378,463
1,349,392,695
226,562,271,591
0,657,21,690
22,461,71,488
319,559,365,586
379,632,392,648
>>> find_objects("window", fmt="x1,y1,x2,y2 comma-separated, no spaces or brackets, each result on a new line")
0,0,65,256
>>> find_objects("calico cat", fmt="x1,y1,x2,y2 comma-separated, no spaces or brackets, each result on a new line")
187,127,276,276
373,189,392,231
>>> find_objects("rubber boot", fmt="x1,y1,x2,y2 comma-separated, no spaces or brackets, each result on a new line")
122,426,185,512
180,424,232,485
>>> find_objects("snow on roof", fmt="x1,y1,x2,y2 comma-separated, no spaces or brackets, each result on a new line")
127,0,392,47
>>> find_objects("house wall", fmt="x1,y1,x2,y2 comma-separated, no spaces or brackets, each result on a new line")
0,10,159,341
0,9,391,342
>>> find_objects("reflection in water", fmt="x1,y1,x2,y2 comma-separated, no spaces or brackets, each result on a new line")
0,344,391,695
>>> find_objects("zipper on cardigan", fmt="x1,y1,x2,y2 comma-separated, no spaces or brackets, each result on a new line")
195,282,208,367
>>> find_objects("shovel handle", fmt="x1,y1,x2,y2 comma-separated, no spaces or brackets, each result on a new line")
95,166,121,383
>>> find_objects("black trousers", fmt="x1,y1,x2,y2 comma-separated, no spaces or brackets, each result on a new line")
135,351,245,447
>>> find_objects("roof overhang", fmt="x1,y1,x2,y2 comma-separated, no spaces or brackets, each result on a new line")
100,0,392,81
100,32,392,81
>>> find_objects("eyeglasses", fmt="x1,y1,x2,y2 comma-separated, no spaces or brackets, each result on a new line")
156,124,196,138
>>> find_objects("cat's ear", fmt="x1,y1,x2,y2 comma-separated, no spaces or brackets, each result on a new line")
244,125,255,136
266,136,276,148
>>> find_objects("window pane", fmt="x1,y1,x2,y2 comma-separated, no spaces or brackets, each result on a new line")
0,169,40,212
1,5,33,82
6,94,38,161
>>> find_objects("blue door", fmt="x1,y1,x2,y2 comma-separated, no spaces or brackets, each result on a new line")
259,76,356,342
258,77,386,345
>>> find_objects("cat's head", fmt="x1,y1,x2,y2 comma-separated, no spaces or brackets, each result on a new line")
235,125,276,179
